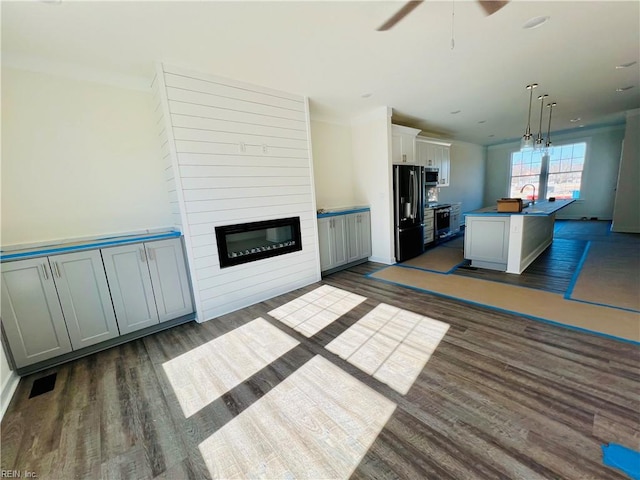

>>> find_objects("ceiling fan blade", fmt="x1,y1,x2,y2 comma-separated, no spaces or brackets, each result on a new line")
478,0,509,16
377,0,424,31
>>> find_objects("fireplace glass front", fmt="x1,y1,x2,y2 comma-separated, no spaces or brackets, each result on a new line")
215,217,302,268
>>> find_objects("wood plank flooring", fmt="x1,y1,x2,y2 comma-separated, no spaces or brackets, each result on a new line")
2,238,639,479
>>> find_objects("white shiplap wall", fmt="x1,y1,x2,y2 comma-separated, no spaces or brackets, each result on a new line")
153,64,320,322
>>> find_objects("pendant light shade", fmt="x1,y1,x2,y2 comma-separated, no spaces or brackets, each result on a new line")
544,102,557,154
533,94,548,150
521,83,538,150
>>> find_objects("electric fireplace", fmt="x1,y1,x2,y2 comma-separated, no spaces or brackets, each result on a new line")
215,217,302,268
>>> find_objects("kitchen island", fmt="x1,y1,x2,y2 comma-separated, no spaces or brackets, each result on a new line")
464,199,575,274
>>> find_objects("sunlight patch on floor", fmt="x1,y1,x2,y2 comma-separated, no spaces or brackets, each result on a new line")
268,285,366,337
326,303,450,394
198,355,396,479
162,317,299,418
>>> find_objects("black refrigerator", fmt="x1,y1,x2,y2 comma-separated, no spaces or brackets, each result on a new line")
393,164,424,262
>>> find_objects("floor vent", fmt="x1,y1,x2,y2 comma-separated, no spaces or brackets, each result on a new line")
29,373,57,398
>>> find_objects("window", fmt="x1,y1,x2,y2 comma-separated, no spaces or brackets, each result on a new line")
509,142,586,201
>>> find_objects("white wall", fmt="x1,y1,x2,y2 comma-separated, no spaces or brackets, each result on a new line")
612,110,639,232
154,64,320,322
485,125,625,219
310,119,364,210
1,67,173,246
437,140,486,217
351,107,395,264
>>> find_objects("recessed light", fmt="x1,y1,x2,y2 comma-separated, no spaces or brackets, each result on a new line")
450,110,461,115
478,120,486,124
523,16,550,30
570,117,581,123
616,61,637,69
616,86,634,92
578,125,585,128
361,92,373,98
488,134,495,137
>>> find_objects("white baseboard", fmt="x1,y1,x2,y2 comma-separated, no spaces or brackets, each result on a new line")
1,371,20,420
368,255,394,265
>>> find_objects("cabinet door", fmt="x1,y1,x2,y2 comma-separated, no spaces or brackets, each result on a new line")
317,217,334,271
51,250,120,349
145,238,193,322
425,144,437,167
1,258,72,368
438,146,450,186
333,216,348,267
102,244,159,335
346,212,372,262
317,216,348,271
356,212,372,258
401,134,416,164
391,133,403,164
415,140,428,166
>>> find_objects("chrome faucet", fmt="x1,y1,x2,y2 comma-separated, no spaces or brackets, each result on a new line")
520,183,536,205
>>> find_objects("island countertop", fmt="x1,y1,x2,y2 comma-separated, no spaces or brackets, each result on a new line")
467,199,575,216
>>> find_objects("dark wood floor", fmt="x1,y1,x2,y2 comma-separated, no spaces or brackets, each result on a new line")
2,248,639,478
445,220,638,294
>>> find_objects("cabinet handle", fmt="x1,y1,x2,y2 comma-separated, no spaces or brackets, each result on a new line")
41,263,49,280
140,248,147,263
53,262,61,278
147,247,155,262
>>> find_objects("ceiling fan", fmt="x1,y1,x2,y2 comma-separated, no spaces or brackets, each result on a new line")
377,0,509,31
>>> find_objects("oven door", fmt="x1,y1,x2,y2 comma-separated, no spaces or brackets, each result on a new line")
435,208,451,238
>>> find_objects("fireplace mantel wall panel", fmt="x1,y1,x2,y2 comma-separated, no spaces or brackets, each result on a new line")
153,64,320,322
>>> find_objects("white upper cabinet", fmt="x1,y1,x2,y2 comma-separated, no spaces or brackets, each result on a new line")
417,136,452,187
391,125,420,164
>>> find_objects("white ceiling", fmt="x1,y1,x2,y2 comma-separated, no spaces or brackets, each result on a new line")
2,0,639,145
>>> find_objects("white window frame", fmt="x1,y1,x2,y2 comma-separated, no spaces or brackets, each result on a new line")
508,137,590,202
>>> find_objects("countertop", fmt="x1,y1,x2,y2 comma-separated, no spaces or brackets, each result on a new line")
317,206,370,218
1,230,182,262
467,199,575,216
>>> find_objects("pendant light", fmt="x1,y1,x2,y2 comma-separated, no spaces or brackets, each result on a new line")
544,101,557,154
533,93,548,150
521,83,538,150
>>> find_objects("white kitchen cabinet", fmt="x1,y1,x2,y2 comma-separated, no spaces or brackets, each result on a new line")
1,258,73,368
451,203,462,234
52,250,120,349
318,215,348,272
424,208,435,245
392,125,420,164
346,211,372,263
420,137,451,186
102,237,193,335
415,138,429,166
437,145,451,186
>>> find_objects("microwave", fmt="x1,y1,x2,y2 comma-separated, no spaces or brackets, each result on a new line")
425,168,439,185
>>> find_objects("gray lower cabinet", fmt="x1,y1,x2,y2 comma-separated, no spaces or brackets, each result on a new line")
101,238,193,334
1,236,194,370
51,250,120,349
1,249,119,368
346,212,372,263
1,258,73,368
318,215,348,272
451,203,462,234
318,211,371,273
